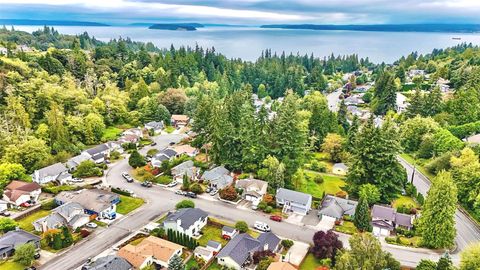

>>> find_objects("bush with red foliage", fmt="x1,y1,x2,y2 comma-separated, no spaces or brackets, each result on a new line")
252,250,275,264
310,230,343,260
219,185,238,201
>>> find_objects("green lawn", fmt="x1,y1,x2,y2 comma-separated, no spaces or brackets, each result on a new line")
116,195,144,215
334,221,357,235
101,126,123,141
207,261,222,270
399,153,435,180
198,225,228,247
17,209,51,232
185,257,200,270
165,126,176,133
0,261,25,270
392,196,419,209
154,175,172,185
386,236,421,248
300,254,323,270
298,171,346,198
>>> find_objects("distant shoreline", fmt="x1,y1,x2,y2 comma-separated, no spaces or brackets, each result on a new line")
0,19,109,27
260,24,480,33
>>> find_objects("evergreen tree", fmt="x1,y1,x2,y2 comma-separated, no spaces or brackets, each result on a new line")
128,150,146,168
52,232,63,250
418,171,457,249
437,253,455,270
373,70,397,115
337,100,349,132
353,195,372,232
61,226,73,248
168,254,183,270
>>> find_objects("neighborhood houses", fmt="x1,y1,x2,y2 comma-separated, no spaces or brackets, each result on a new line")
33,162,72,184
163,208,208,237
3,180,41,207
0,229,40,260
55,189,120,220
33,202,90,232
276,188,312,216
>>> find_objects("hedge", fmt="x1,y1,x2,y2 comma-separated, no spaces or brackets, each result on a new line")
448,121,480,139
111,188,131,196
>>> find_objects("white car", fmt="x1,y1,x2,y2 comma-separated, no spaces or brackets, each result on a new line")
69,178,84,183
254,221,271,232
86,222,98,228
167,181,178,187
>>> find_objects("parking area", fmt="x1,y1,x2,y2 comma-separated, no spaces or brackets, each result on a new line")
301,210,320,226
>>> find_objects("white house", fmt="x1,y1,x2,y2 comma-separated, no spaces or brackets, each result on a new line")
151,149,177,168
33,163,72,184
144,121,164,133
235,178,268,206
221,226,238,239
55,189,120,220
122,128,143,138
194,246,214,262
396,93,409,114
0,200,8,213
3,181,42,206
371,205,415,236
276,188,312,216
163,208,208,237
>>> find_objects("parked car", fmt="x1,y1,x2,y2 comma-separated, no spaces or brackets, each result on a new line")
24,267,36,270
209,189,218,196
33,253,40,259
205,187,212,193
270,215,282,222
122,172,134,183
20,202,31,208
175,190,185,195
69,178,84,183
169,141,175,146
185,192,197,198
151,142,157,146
254,221,271,232
1,211,11,217
167,180,178,188
222,234,231,240
141,181,153,188
86,222,98,229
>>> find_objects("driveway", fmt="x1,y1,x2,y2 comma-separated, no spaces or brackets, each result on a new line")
285,241,310,267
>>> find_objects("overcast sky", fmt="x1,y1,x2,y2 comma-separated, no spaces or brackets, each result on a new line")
1,0,480,25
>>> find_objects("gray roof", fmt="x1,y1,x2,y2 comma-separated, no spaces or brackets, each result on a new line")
276,188,312,206
53,202,86,220
207,240,221,249
372,205,396,221
395,213,413,228
34,212,66,230
66,154,91,169
145,121,164,129
164,208,208,231
333,163,348,171
171,160,195,177
202,166,229,182
194,246,213,257
56,189,119,213
318,195,358,219
153,154,170,163
217,232,280,266
36,162,68,178
85,144,109,156
84,255,132,270
0,229,40,254
222,226,236,234
161,149,177,158
371,220,394,231
209,174,233,188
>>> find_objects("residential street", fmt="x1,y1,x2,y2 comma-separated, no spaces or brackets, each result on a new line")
39,134,462,270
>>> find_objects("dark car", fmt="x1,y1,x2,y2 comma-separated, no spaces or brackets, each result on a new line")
169,141,175,146
185,192,197,198
151,142,157,146
141,181,153,188
34,253,40,259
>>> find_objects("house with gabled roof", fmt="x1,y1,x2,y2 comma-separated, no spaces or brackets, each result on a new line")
3,180,41,206
171,114,189,128
235,178,268,206
55,189,119,220
163,208,208,237
33,202,90,232
217,232,281,270
318,195,358,223
202,166,233,189
151,148,178,168
66,153,92,171
33,162,72,184
170,160,199,181
276,188,312,216
83,255,133,270
371,204,415,236
144,121,164,133
0,229,40,259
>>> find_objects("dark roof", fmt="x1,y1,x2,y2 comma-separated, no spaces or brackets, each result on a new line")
276,188,311,205
164,208,208,231
84,255,132,270
161,149,177,158
371,205,395,221
0,229,40,254
371,220,394,231
257,232,280,251
394,213,413,228
318,195,357,219
222,226,236,233
207,240,221,249
85,144,109,156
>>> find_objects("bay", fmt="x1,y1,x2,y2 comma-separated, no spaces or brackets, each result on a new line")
10,25,480,63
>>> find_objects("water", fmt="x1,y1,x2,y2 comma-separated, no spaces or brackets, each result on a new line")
10,25,480,62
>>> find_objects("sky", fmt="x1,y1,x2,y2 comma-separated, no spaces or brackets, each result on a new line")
1,0,480,25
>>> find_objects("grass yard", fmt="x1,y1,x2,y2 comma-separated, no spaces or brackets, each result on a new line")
334,221,357,235
393,196,419,209
207,261,222,270
116,195,144,215
300,253,323,270
154,175,172,185
101,126,123,141
185,257,200,270
299,171,346,198
0,261,25,270
129,236,147,246
386,236,421,248
17,209,51,232
198,225,228,247
165,126,176,133
399,153,435,180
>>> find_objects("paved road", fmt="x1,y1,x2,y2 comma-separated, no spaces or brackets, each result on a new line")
399,157,480,252
41,135,455,269
327,89,342,112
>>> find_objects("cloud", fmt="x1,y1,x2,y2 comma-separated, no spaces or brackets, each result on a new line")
0,0,479,24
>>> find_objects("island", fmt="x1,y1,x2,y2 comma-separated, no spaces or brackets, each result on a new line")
148,23,204,31
260,24,480,33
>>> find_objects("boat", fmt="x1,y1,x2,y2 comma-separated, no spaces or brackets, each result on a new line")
452,37,462,40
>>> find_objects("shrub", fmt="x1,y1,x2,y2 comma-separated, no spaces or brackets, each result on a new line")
128,150,146,168
425,152,453,174
264,206,273,213
175,200,195,209
252,250,276,264
416,193,425,206
190,184,203,194
110,151,121,160
262,194,275,207
235,221,249,233
73,160,103,178
111,187,132,196
147,148,159,157
335,190,348,198
281,239,294,249
13,243,36,266
219,186,238,201
310,160,327,172
257,201,267,211
41,199,57,210
314,175,324,184
405,183,417,197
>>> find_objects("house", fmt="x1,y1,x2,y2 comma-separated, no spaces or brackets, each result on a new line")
276,188,312,216
371,205,415,236
0,47,7,55
194,246,214,262
144,121,164,133
33,162,72,184
235,178,268,206
318,195,358,222
66,153,92,171
436,78,451,92
16,45,33,53
206,240,222,253
163,208,208,237
83,144,111,164
171,115,190,128
3,180,41,206
118,236,183,269
217,232,281,270
222,226,238,239
173,145,198,157
83,255,133,270
344,95,364,106
151,149,178,168
332,163,348,176
170,160,199,182
33,202,90,232
408,69,425,79
117,134,140,146
268,262,297,270
55,189,120,219
396,93,409,114
465,134,480,145
0,200,8,213
202,166,233,189
0,229,40,259
122,128,144,138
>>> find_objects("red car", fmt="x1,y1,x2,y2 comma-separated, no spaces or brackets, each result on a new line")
270,215,282,222
20,202,31,208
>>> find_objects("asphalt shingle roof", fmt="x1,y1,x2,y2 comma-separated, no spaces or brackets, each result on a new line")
84,255,132,270
276,188,311,205
164,208,207,231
